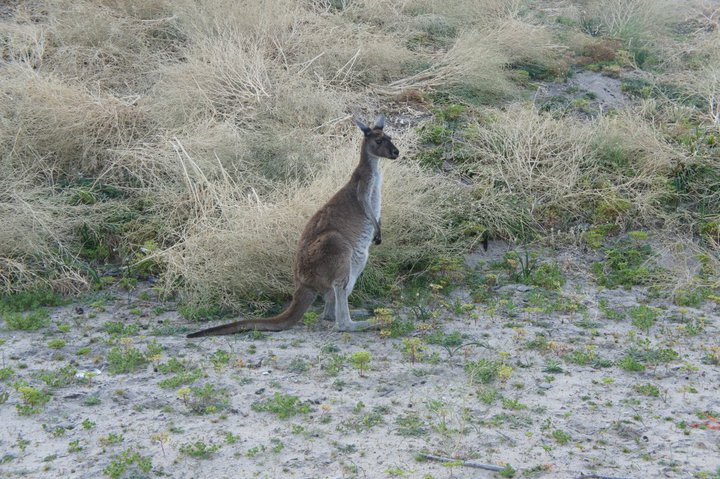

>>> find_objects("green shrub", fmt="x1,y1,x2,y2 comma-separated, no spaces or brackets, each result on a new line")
3,310,51,331
593,237,659,288
107,346,148,374
464,358,500,384
251,393,311,419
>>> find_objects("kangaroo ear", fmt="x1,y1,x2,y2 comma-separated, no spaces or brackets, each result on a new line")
353,118,372,136
373,114,385,130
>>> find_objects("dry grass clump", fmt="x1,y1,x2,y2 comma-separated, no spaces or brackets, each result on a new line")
36,1,180,94
380,30,511,97
149,35,273,127
173,0,302,44
580,0,679,45
459,105,685,239
0,16,47,68
380,12,561,98
1,65,148,178
492,17,561,68
0,178,89,294
298,23,418,87
401,0,525,26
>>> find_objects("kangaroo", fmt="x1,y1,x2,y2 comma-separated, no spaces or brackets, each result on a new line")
187,115,399,338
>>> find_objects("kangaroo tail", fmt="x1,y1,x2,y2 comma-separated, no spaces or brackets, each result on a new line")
186,287,317,338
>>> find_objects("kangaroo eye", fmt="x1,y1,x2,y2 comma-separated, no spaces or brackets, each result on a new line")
375,139,383,145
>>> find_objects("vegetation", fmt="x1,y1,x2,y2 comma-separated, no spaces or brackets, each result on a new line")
1,2,719,478
0,0,714,310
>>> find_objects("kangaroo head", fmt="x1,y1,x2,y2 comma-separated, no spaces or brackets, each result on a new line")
354,115,400,160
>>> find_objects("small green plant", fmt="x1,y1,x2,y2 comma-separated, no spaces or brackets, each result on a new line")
99,432,124,446
251,393,311,419
629,305,658,333
497,251,565,290
157,357,186,374
401,338,424,363
84,395,101,406
15,384,51,415
104,321,139,336
543,359,564,374
179,440,221,459
270,437,284,453
564,346,597,366
673,288,708,307
158,369,203,389
47,338,66,349
395,412,428,437
209,350,231,369
349,351,372,377
499,464,517,478
478,386,499,404
3,309,51,331
0,367,14,381
0,289,65,313
502,398,528,410
526,333,550,351
183,383,230,415
302,311,319,327
618,355,646,372
287,357,309,373
464,358,500,384
177,303,223,322
322,353,346,376
634,383,660,397
103,448,152,479
338,406,388,432
36,365,77,388
592,236,659,288
107,345,148,374
552,429,571,445
246,444,266,457
372,308,414,338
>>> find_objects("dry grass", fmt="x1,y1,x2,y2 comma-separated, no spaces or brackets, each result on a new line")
458,105,685,239
0,177,89,294
1,65,148,178
580,0,677,42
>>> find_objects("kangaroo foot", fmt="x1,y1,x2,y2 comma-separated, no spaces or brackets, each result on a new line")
322,309,372,322
334,319,380,332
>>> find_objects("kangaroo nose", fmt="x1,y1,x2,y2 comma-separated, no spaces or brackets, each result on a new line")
392,148,399,158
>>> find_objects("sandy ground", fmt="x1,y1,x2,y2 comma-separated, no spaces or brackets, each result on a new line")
1,246,719,479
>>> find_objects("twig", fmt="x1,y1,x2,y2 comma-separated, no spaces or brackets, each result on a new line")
419,453,504,472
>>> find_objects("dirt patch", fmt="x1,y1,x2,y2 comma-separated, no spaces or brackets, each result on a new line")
535,70,634,116
1,248,719,479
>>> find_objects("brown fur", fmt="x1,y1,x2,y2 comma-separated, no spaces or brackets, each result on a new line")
187,116,399,338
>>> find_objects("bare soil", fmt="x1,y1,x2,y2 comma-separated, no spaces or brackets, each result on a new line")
1,246,719,479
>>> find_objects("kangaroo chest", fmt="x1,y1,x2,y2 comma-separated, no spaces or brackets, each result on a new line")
351,166,381,276
366,169,382,223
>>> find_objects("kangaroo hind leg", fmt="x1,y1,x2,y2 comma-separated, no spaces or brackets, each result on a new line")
333,282,377,332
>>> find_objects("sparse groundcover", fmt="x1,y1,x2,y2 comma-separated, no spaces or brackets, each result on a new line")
1,1,719,478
